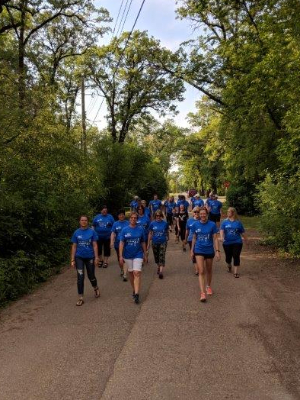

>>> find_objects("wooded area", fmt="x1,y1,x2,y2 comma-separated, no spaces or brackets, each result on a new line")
1,0,299,305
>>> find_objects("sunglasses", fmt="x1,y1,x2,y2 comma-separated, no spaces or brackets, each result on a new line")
193,211,200,214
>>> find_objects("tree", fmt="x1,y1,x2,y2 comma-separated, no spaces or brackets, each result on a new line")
85,30,185,143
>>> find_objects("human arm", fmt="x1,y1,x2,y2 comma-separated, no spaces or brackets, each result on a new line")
214,233,221,261
142,241,148,263
70,243,77,268
110,232,116,248
93,241,99,267
119,241,124,266
190,233,196,260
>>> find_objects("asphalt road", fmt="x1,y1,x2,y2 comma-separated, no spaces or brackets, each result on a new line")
0,231,299,400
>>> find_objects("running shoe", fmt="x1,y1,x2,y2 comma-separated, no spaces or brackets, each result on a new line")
183,247,186,252
132,291,135,299
206,286,213,295
123,275,127,282
200,292,206,302
134,294,140,304
159,272,164,279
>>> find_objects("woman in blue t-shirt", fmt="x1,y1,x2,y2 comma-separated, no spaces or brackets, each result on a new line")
92,205,115,268
220,207,247,278
148,210,169,279
190,207,221,302
71,215,100,306
110,209,129,281
185,206,200,276
119,212,148,304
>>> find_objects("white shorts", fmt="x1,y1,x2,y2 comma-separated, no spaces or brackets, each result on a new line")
124,258,143,272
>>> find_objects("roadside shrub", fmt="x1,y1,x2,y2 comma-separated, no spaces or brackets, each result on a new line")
257,174,300,256
226,182,258,215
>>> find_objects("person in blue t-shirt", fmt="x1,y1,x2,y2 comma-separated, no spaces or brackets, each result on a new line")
220,207,247,278
130,196,140,212
148,210,169,279
149,194,162,220
111,210,129,281
141,199,151,219
185,206,201,276
71,215,100,306
136,205,151,244
164,195,176,232
190,207,221,303
207,194,223,228
92,205,115,268
193,193,205,208
119,212,148,304
176,195,189,212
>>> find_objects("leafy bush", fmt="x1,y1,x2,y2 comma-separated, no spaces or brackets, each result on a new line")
257,174,300,256
226,182,258,215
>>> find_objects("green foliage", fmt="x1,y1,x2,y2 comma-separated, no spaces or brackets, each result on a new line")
91,136,168,214
257,174,300,255
226,183,258,216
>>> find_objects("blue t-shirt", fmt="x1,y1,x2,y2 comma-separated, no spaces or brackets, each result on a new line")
209,200,223,215
190,197,196,206
194,199,204,207
119,225,145,259
164,200,176,214
186,217,198,242
111,220,129,248
176,199,189,212
149,220,169,244
149,199,162,213
144,207,151,218
71,228,98,259
92,213,115,239
220,219,245,245
130,200,138,210
137,214,151,241
191,220,218,254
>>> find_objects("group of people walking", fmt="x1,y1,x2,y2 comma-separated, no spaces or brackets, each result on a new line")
70,193,247,306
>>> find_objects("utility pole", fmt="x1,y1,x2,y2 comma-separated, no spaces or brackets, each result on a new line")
81,76,87,158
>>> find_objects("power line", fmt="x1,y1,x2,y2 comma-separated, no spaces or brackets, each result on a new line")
113,0,147,76
112,0,125,36
119,0,134,35
92,97,105,125
115,0,130,37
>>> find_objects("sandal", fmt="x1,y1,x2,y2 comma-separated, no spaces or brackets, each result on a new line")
94,287,100,298
103,262,108,268
234,273,240,278
76,298,84,306
98,260,103,268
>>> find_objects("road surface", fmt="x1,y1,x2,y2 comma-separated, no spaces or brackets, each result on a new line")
0,230,299,400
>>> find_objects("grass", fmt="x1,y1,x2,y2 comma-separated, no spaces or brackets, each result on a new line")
239,215,261,230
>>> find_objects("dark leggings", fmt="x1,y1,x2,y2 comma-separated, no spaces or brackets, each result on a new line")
97,238,111,257
152,242,167,266
75,257,98,295
223,243,243,266
178,222,186,242
166,214,173,227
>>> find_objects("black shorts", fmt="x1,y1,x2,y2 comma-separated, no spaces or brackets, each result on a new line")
209,213,220,222
194,252,215,259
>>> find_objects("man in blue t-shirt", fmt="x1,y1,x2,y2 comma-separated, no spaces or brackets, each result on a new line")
207,194,223,228
193,194,204,208
130,196,140,212
149,194,162,219
92,205,115,268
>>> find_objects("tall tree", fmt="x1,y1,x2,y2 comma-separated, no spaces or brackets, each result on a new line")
85,30,185,143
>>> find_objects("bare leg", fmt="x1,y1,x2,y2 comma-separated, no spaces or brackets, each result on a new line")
196,256,206,294
129,271,134,291
133,271,141,294
206,258,213,287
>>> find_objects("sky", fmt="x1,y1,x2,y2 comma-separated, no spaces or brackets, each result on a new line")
85,0,201,129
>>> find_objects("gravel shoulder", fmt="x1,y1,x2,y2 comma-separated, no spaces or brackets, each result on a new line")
0,229,299,400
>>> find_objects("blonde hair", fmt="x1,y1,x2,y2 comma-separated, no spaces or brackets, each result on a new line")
227,207,239,220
